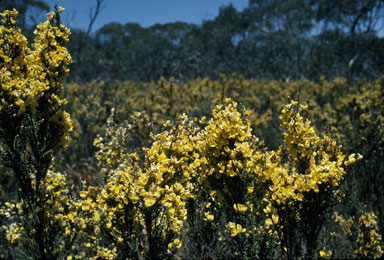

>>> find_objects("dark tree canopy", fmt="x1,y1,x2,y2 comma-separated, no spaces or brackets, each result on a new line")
1,0,383,82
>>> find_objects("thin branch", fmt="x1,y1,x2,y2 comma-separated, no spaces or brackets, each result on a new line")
87,0,106,36
350,3,370,37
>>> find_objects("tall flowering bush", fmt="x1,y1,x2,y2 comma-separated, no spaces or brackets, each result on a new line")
69,112,199,259
0,6,73,259
259,100,359,258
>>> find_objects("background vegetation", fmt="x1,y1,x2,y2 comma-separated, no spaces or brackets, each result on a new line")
1,0,384,83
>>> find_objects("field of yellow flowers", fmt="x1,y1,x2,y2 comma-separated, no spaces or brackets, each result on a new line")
0,7,383,260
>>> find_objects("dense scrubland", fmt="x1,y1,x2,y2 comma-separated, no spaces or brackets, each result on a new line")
1,2,384,260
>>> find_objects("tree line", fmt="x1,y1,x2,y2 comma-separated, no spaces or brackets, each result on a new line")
1,0,384,82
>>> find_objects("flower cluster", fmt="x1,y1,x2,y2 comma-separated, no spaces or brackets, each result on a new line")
0,9,29,112
354,211,384,259
333,212,354,237
0,7,72,147
333,211,384,259
0,201,23,245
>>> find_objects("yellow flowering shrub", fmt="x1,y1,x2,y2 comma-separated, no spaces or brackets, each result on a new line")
69,99,267,258
76,97,358,258
72,113,199,259
0,6,73,259
184,99,266,258
257,100,360,259
66,95,364,259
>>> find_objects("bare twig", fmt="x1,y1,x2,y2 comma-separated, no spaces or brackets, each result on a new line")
86,0,106,36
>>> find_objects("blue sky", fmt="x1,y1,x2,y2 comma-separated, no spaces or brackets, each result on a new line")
44,0,248,33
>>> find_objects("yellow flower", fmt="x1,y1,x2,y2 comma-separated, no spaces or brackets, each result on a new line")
233,203,247,212
204,212,214,221
168,238,183,250
226,222,246,237
357,153,363,160
65,227,70,236
344,153,356,166
144,196,157,208
272,213,279,224
265,218,273,227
